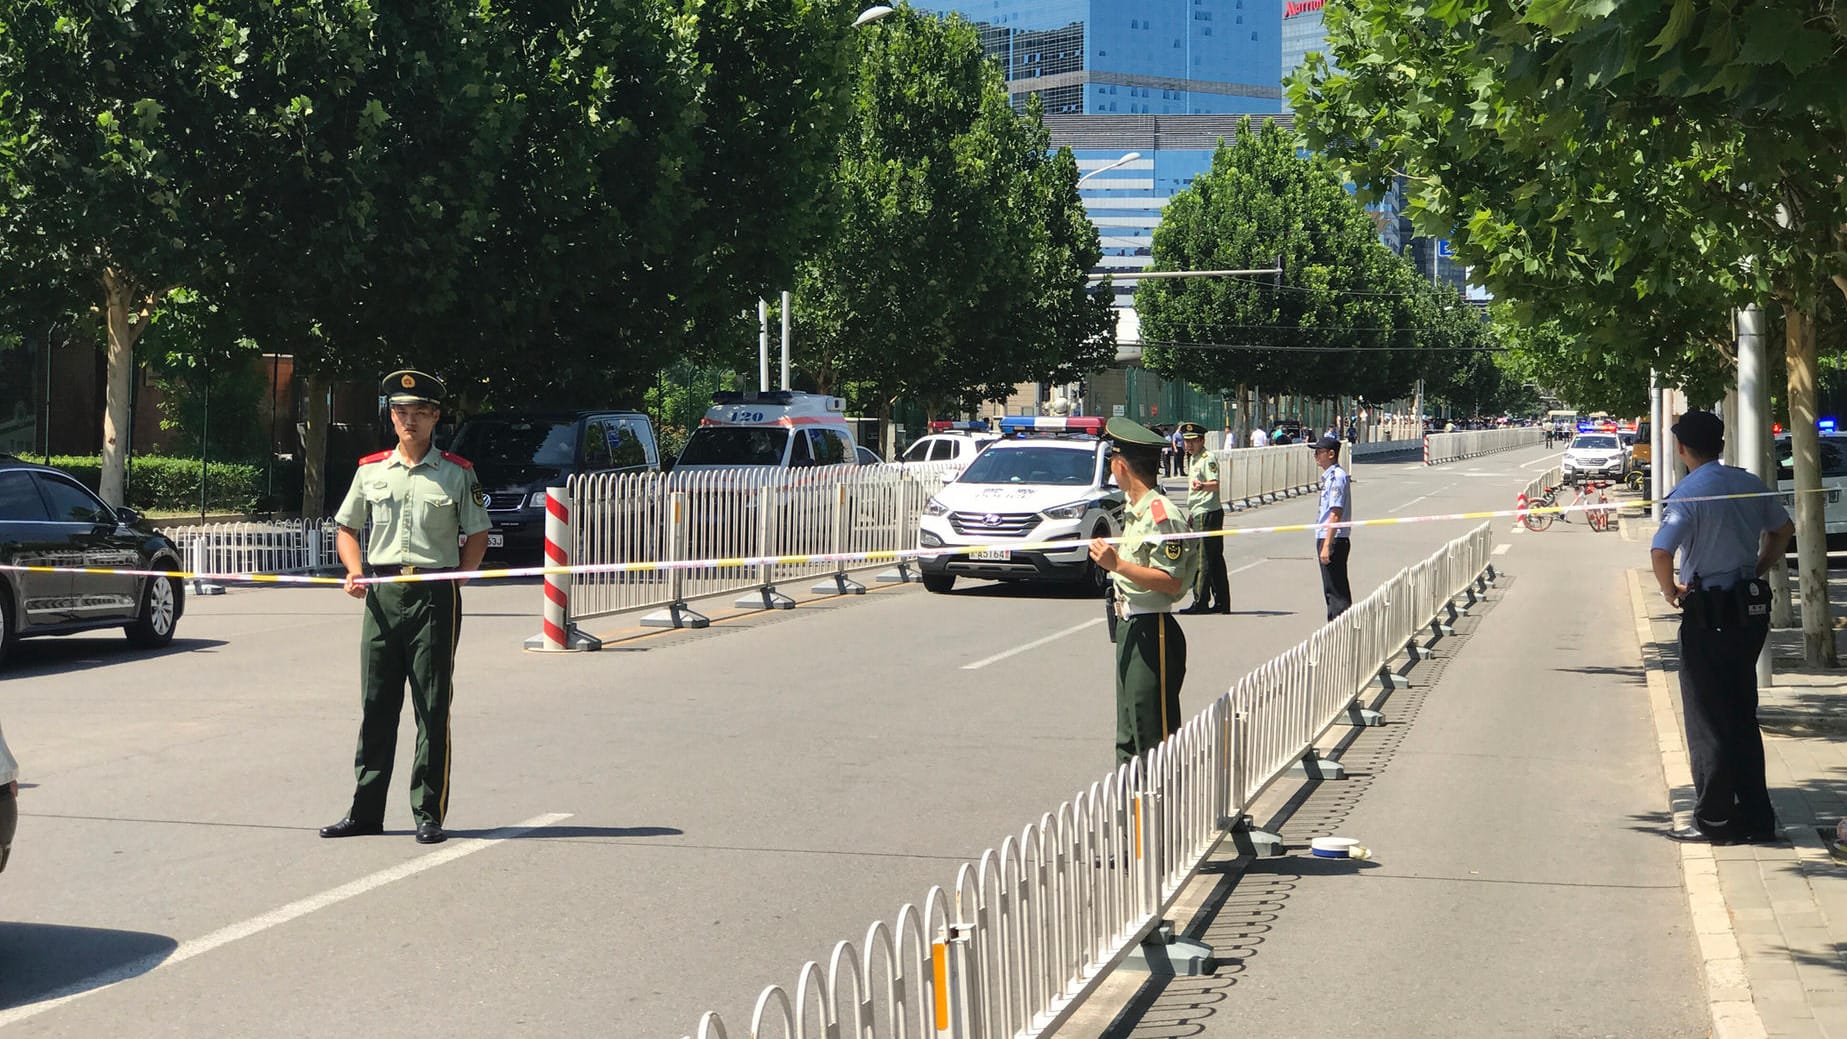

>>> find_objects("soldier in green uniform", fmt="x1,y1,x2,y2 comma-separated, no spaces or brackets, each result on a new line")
321,370,490,845
1177,422,1230,614
1089,417,1199,765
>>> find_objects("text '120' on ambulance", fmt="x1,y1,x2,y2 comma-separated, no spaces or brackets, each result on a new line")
915,416,1124,595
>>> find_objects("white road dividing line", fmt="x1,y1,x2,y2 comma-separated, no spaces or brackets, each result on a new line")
1400,464,1425,472
1493,543,1512,555
1388,493,1433,515
1226,559,1271,577
962,619,1104,670
1521,452,1565,470
0,811,573,1029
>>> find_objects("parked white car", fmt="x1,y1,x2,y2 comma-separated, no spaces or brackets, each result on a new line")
1774,434,1847,538
1562,433,1628,483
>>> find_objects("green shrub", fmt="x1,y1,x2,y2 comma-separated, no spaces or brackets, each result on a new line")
47,455,267,514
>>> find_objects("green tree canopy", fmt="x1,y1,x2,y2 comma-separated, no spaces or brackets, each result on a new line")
1134,118,1437,404
791,7,1115,440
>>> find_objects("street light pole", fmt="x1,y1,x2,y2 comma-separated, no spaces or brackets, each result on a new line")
1077,151,1141,186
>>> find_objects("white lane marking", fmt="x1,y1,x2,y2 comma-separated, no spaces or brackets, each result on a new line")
1388,493,1432,515
0,811,573,1028
1521,452,1565,470
963,619,1104,670
1400,465,1425,472
1493,543,1512,555
1226,559,1271,577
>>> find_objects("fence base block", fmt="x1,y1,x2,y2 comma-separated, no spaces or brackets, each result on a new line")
735,587,797,611
1405,641,1439,661
875,563,918,584
1232,826,1286,858
1290,754,1346,780
522,625,604,652
641,603,711,629
1348,705,1385,727
813,573,867,596
191,580,226,597
1123,924,1215,977
1380,670,1414,691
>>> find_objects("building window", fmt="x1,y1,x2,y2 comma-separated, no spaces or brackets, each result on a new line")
1251,30,1258,39
1202,26,1211,34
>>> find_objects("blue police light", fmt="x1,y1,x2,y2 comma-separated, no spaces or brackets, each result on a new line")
1821,417,1837,433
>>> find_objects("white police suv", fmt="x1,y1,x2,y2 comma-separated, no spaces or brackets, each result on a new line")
915,417,1123,594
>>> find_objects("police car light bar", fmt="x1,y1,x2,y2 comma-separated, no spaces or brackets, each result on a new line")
927,420,992,433
999,416,1104,435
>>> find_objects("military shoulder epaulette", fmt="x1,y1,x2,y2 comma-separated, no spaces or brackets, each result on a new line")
358,450,392,464
440,451,474,470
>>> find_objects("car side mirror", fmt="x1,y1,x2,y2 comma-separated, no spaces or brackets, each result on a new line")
115,506,143,527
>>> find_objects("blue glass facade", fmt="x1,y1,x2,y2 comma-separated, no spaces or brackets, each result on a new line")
1280,0,1327,81
921,0,1282,115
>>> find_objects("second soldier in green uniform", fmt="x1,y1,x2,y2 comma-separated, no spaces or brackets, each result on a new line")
1090,418,1199,765
1178,422,1229,614
322,370,490,845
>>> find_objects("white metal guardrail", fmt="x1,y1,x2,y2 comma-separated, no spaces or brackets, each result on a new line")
566,464,955,624
1423,426,1545,465
1212,442,1348,511
677,520,1497,1039
158,519,342,579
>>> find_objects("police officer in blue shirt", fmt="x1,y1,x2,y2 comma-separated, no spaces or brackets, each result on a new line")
1651,411,1793,845
1313,435,1353,620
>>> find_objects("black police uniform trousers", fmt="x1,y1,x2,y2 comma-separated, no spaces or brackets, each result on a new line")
1678,601,1776,839
1191,508,1230,609
349,581,462,827
1318,536,1352,620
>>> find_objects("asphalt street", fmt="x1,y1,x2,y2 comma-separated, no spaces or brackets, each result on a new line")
0,444,1615,1037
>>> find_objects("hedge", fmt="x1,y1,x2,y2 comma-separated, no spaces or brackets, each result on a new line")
45,455,287,514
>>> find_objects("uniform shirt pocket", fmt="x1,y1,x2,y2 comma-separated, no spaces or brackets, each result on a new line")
364,487,398,526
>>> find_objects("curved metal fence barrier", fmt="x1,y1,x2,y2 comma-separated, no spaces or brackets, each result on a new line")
678,520,1497,1039
158,518,342,578
1211,442,1348,511
1423,426,1545,465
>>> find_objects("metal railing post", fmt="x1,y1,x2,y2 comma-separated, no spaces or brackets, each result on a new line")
737,484,796,610
813,479,867,595
642,490,710,629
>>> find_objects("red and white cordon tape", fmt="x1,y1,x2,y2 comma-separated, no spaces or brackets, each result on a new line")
538,488,573,651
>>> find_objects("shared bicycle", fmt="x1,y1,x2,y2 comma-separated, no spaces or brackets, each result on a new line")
1522,479,1617,533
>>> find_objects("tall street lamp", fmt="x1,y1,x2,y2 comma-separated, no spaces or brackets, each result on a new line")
1077,151,1142,185
853,5,895,26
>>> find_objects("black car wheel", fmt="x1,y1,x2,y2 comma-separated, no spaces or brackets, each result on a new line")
922,573,956,594
1085,522,1114,597
125,574,182,648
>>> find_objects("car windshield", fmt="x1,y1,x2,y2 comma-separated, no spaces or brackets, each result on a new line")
1571,435,1619,450
451,418,576,466
678,427,790,466
959,446,1096,485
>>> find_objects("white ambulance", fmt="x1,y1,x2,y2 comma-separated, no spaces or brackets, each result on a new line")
674,391,858,471
915,416,1124,594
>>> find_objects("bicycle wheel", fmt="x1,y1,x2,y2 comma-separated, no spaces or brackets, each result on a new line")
1523,507,1555,532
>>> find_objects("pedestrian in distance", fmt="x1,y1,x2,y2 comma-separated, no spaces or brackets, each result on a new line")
1250,424,1269,448
1650,410,1793,845
1178,423,1230,615
1090,418,1199,765
1313,434,1353,621
322,370,491,845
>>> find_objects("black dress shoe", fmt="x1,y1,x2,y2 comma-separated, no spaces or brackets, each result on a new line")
1178,606,1207,615
415,821,447,845
1209,606,1232,614
320,817,383,839
1664,825,1740,845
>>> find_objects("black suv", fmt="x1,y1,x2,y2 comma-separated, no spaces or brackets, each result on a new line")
0,456,185,666
447,411,661,558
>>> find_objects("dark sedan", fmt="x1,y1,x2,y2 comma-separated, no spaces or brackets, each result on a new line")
0,456,185,666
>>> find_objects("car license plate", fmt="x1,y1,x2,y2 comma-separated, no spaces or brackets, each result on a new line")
971,548,1011,561
488,532,505,548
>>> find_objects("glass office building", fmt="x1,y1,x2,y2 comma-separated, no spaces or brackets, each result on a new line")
1280,0,1328,81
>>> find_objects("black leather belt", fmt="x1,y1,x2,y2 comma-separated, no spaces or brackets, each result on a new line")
368,565,453,576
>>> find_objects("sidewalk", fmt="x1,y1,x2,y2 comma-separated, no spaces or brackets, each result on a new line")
1629,566,1847,1039
1053,510,1707,1038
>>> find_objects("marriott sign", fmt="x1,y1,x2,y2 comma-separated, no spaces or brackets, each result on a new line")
1284,0,1324,16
